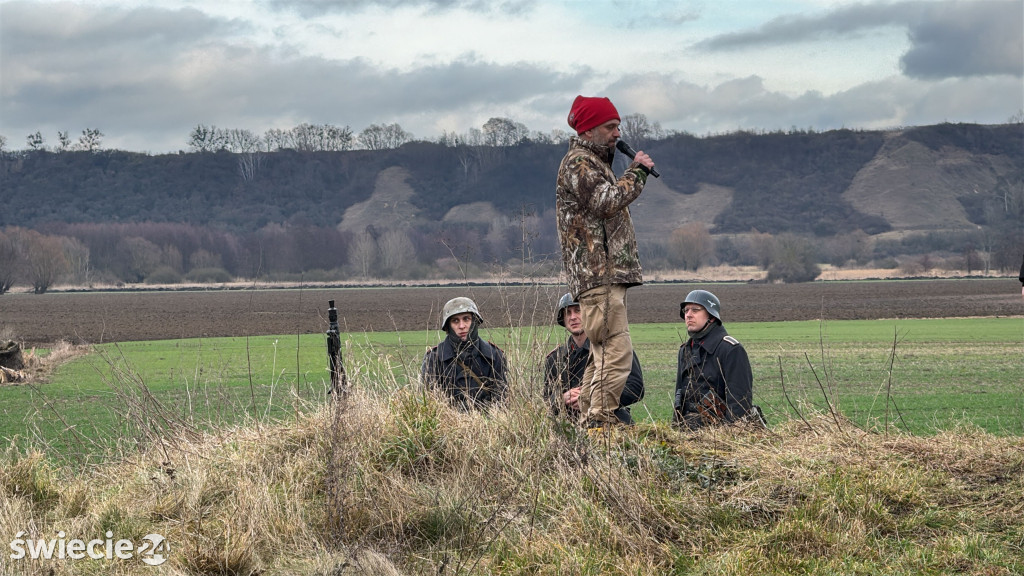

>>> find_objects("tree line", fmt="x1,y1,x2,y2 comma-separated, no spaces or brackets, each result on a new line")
0,113,672,155
3,218,1021,295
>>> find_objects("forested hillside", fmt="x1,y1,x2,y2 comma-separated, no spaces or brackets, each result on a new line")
0,122,1020,291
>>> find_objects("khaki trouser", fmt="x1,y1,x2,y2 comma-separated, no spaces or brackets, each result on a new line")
577,284,633,426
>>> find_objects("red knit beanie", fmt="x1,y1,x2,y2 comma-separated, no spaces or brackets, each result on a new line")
567,95,620,134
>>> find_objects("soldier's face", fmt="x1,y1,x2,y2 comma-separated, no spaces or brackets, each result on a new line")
563,305,584,336
583,120,620,147
448,312,474,341
682,304,710,331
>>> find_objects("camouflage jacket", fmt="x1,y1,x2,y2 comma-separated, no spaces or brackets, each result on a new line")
556,136,647,298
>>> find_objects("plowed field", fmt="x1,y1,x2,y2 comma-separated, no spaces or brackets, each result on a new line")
1,279,1020,347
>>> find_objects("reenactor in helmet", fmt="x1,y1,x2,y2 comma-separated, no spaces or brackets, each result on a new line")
421,297,508,410
675,289,762,430
544,293,645,425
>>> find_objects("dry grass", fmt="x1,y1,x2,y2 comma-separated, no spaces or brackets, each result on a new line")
0,340,91,387
2,350,1022,576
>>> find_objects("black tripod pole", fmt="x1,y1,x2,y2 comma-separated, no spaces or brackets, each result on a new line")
326,300,347,396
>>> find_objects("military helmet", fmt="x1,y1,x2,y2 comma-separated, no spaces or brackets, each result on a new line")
440,297,483,329
555,292,579,327
681,289,722,322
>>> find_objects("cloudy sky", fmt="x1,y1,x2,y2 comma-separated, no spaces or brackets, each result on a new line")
1,0,1021,153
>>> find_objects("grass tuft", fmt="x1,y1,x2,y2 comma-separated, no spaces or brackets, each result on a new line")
2,331,1022,575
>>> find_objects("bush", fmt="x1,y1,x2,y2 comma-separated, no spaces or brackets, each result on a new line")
765,234,821,283
874,257,898,269
144,266,183,285
185,267,233,283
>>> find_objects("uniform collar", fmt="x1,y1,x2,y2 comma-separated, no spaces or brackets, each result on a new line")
688,323,726,353
567,335,590,354
570,136,614,164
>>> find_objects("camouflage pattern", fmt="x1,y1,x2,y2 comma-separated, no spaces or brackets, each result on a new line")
556,136,647,298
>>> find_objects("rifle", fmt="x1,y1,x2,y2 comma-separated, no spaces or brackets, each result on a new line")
326,300,347,396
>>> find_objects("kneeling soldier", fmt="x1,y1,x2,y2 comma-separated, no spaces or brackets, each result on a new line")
675,290,760,429
544,293,644,425
422,297,508,410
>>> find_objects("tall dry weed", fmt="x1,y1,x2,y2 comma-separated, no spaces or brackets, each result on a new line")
2,330,1022,575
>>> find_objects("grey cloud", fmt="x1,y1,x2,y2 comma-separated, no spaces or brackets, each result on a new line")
623,0,700,30
0,1,250,99
900,1,1022,78
0,2,584,152
606,73,1022,136
696,1,1022,79
0,1,246,52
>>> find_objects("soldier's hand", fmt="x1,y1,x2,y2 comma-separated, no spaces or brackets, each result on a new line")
564,387,581,410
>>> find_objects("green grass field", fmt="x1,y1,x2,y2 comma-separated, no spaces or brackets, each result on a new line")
2,317,1022,458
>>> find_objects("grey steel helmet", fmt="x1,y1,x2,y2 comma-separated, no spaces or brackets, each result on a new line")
440,297,483,329
555,292,579,327
681,289,722,322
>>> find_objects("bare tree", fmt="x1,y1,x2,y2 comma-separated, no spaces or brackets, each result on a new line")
56,130,72,152
291,123,353,151
529,128,572,145
61,236,92,286
21,231,69,294
358,123,411,150
238,152,263,182
189,248,223,270
0,134,7,153
116,236,162,283
378,229,415,275
747,230,776,269
348,231,378,279
223,128,265,181
223,128,260,153
26,131,45,151
188,124,226,152
463,127,485,146
619,113,663,149
0,229,19,294
262,128,293,151
436,130,460,147
766,233,821,283
823,230,871,267
668,223,713,271
77,128,103,152
482,117,528,146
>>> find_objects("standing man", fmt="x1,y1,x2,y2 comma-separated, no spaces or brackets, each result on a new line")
674,290,758,430
544,293,645,425
555,95,655,429
421,297,508,410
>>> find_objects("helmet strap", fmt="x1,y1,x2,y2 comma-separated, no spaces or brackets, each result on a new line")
688,319,715,340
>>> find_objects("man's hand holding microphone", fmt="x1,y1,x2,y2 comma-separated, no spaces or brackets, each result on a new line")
616,140,659,178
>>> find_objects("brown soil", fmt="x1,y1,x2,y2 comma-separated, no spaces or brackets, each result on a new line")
0,279,1020,347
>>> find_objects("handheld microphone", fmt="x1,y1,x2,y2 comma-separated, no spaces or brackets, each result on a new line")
616,140,660,178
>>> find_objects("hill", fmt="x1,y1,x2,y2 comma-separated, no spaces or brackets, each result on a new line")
2,123,1020,239
0,123,1020,287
